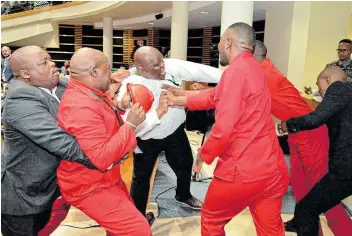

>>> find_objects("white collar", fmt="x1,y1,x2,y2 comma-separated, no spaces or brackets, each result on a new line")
39,86,60,102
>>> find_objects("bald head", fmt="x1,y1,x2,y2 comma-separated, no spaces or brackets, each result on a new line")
134,46,165,80
10,46,59,89
218,22,256,66
10,46,41,77
253,40,267,63
317,66,346,95
319,66,346,82
70,47,111,92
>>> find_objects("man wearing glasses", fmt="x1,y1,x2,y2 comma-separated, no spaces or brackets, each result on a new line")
327,39,352,82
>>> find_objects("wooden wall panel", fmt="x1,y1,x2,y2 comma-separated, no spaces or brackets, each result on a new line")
74,25,82,51
202,27,212,66
123,30,133,65
147,27,159,48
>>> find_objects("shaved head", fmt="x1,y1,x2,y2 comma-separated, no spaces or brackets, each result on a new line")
70,47,111,92
253,40,267,63
318,66,346,82
134,46,165,80
218,22,256,66
317,66,346,95
228,22,256,51
10,46,39,76
10,46,59,89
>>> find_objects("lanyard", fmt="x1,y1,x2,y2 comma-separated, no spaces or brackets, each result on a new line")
90,90,124,127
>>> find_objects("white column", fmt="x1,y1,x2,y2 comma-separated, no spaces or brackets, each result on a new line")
103,17,113,67
218,1,254,69
170,1,189,60
220,1,254,34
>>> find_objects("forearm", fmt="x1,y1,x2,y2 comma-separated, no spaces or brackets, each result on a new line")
179,88,213,96
186,88,216,110
171,96,188,106
286,113,323,133
11,111,96,169
287,83,349,133
53,135,97,169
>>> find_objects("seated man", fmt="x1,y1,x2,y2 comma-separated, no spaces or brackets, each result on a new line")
281,66,352,236
116,46,222,224
57,47,151,236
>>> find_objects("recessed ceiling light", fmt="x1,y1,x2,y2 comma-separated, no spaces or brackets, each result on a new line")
201,11,208,14
149,22,154,25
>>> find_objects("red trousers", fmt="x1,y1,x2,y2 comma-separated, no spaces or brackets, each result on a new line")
201,171,289,236
38,197,71,236
61,180,151,236
288,125,352,236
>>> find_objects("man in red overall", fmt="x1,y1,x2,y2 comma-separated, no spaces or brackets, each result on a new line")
166,22,289,236
56,48,151,236
254,40,352,236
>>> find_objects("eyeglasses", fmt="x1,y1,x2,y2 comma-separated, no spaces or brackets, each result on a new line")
336,49,350,53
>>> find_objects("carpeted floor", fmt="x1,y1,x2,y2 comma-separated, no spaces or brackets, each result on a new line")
150,143,351,219
150,153,297,218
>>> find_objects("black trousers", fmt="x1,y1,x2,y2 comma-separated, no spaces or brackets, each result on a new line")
130,124,193,215
295,172,352,236
1,210,51,236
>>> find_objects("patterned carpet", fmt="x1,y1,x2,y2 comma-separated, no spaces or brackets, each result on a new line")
150,153,296,218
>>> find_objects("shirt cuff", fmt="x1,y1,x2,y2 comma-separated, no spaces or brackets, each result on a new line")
286,119,300,133
134,110,161,136
199,144,214,165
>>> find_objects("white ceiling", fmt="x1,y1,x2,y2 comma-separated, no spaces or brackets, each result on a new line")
85,1,268,30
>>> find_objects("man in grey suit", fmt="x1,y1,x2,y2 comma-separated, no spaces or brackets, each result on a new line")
1,46,14,83
1,46,96,236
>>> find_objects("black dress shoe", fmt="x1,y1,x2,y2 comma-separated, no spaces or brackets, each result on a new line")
146,212,155,226
284,219,297,232
175,196,203,210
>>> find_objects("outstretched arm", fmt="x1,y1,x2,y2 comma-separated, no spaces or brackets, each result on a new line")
284,81,351,133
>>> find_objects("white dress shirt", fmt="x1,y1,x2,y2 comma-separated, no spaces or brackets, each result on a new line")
118,58,222,153
39,87,60,103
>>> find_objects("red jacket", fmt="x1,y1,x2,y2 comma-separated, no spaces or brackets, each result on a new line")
187,52,288,182
57,79,136,199
260,58,312,120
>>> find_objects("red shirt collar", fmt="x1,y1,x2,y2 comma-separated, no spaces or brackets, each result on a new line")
69,79,109,98
229,51,253,65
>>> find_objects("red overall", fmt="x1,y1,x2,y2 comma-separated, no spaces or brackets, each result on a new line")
187,52,289,236
54,79,151,236
260,58,352,236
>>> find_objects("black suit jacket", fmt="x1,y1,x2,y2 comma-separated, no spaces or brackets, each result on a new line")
1,79,95,215
286,81,352,179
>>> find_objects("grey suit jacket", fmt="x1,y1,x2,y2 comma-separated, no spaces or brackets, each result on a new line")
1,79,95,215
1,56,14,82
